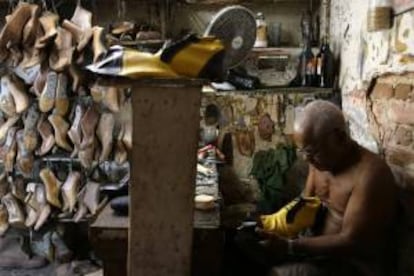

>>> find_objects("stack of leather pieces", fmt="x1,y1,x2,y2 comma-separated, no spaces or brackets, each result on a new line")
0,1,133,266
106,21,163,51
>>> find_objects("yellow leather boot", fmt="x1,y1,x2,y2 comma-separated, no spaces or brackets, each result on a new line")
260,197,323,239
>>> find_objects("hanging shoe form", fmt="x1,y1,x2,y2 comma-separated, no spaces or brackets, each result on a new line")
61,171,81,213
25,182,40,228
32,69,47,97
16,129,34,177
82,181,100,215
39,168,62,209
73,188,87,222
3,127,17,173
22,4,41,45
48,114,72,152
68,104,84,158
2,193,25,228
49,28,74,72
90,85,120,113
6,74,29,114
122,99,132,151
103,86,120,113
23,104,40,152
39,71,57,113
36,114,55,156
11,176,26,202
0,2,35,61
14,62,40,85
34,204,51,231
80,104,99,150
0,203,9,236
35,12,59,48
53,73,69,116
19,47,44,69
68,64,83,92
92,26,107,62
0,77,17,117
62,20,92,53
79,140,95,169
114,125,127,165
8,45,23,67
97,112,115,162
0,173,9,198
68,1,93,51
0,116,19,144
70,2,93,30
29,183,51,231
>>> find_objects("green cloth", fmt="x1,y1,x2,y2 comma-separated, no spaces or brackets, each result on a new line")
250,145,296,214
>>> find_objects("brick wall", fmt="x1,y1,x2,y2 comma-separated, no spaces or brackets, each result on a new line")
366,74,414,276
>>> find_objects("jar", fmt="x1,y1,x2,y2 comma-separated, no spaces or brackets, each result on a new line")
254,12,268,48
367,0,392,32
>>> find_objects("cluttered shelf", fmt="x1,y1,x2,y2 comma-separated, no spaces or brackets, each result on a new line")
203,86,334,95
178,0,317,6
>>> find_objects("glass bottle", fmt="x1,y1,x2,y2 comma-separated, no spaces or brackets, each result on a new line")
315,36,334,88
322,36,334,88
299,41,315,87
254,12,268,48
300,9,313,46
315,40,325,87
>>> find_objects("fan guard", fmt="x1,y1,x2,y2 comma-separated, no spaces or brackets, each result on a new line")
204,5,257,70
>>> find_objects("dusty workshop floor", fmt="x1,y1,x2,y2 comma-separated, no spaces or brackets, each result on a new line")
0,265,103,276
0,265,55,276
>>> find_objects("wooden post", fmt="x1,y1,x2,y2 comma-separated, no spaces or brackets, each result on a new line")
128,80,202,276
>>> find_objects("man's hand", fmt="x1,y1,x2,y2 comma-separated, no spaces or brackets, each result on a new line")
256,227,289,259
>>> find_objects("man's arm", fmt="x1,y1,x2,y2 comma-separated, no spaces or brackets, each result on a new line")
302,165,315,197
293,165,396,257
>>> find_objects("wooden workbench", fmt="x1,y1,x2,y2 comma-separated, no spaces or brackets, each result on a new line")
90,201,222,276
90,158,222,276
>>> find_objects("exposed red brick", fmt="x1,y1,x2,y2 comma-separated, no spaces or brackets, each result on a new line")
386,145,414,167
371,101,388,125
371,83,394,100
389,101,414,125
394,84,412,100
383,129,395,148
393,126,413,146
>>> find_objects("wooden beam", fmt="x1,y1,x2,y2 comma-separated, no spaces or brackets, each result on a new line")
128,81,202,276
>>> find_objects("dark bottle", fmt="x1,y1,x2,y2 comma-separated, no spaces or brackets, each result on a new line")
299,41,315,87
316,36,335,88
315,40,325,87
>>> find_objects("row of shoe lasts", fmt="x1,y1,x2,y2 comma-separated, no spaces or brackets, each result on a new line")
0,168,106,234
0,79,132,175
0,2,107,73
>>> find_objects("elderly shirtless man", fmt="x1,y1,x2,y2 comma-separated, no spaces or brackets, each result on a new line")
237,100,398,276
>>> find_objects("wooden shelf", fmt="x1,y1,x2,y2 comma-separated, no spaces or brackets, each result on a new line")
203,86,334,94
180,0,315,5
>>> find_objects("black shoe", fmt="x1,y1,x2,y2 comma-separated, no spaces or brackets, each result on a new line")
110,196,128,216
100,181,128,200
99,165,130,200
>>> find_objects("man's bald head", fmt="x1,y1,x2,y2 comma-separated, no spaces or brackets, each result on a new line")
294,100,347,143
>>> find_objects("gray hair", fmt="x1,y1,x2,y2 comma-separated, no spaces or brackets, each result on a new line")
294,100,346,140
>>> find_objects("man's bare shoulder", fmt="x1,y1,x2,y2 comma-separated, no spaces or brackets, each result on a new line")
357,147,396,191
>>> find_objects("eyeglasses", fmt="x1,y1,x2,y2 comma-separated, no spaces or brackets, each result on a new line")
297,145,320,160
296,129,339,160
